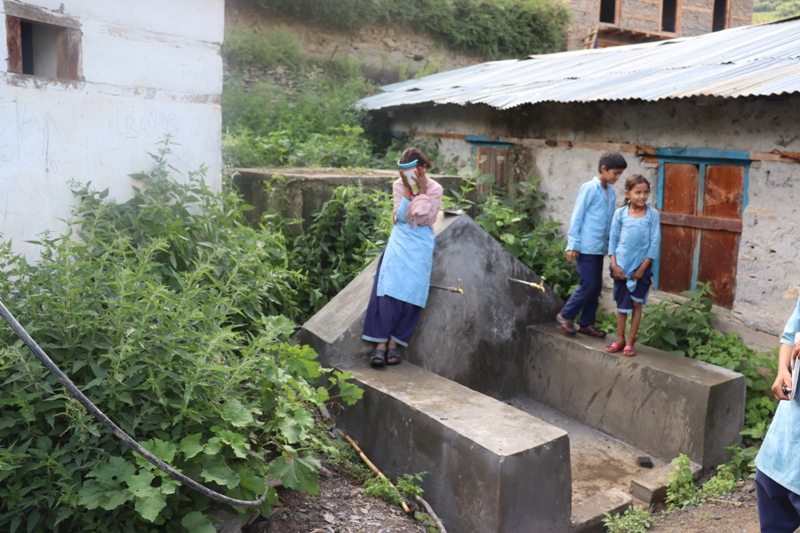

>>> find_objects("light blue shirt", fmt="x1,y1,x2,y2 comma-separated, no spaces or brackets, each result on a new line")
566,177,617,255
756,297,800,494
608,204,661,296
376,197,435,308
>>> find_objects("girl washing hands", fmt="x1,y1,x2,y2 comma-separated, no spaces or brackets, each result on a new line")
605,175,661,357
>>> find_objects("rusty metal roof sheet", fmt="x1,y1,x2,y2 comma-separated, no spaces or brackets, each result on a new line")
361,18,800,110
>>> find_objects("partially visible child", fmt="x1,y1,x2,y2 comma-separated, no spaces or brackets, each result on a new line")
605,174,660,357
755,301,800,532
557,152,627,338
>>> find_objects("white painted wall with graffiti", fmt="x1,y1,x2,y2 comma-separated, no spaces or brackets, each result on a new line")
0,0,224,258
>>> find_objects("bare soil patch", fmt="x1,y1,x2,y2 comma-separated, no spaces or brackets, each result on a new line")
649,480,760,533
245,469,429,533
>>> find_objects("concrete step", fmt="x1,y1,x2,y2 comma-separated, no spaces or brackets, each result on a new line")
630,459,702,505
571,489,632,533
505,397,668,506
333,358,573,533
526,323,747,469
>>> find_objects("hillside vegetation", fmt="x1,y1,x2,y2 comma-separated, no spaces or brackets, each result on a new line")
244,0,571,59
753,0,800,22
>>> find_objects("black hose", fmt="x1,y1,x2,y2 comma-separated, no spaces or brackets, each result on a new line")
0,299,268,508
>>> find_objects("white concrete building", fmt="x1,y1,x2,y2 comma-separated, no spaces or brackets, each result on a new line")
362,19,800,338
0,0,224,258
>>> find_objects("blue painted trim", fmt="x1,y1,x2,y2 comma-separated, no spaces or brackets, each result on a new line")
691,231,702,291
654,162,666,289
697,163,706,214
742,165,750,212
465,134,513,148
655,147,750,161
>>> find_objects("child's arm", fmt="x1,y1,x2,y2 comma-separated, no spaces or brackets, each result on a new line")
773,298,800,400
608,209,626,279
631,258,652,280
566,183,591,259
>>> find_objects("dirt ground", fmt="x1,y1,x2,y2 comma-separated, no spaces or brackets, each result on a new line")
245,463,761,533
649,479,760,533
245,468,429,533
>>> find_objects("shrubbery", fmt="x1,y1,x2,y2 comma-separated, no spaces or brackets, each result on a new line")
0,142,362,532
247,0,571,58
222,27,377,169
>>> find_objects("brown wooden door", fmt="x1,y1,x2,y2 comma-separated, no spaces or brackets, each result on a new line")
697,165,744,308
659,163,699,296
475,145,509,191
659,163,744,308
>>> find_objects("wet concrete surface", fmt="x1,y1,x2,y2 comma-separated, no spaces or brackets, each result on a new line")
505,396,667,506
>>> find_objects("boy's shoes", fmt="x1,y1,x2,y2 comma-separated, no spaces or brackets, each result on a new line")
578,324,607,338
556,313,576,335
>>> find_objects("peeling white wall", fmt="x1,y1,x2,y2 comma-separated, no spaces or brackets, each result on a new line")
388,96,800,335
0,0,224,259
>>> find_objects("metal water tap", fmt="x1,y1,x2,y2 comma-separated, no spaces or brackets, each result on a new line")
507,276,547,292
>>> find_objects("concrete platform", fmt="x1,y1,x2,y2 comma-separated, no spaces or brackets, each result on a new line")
296,213,747,532
526,324,747,468
505,397,668,507
333,359,572,533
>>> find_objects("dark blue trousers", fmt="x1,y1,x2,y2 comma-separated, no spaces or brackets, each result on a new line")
756,469,800,532
560,254,604,328
362,254,422,347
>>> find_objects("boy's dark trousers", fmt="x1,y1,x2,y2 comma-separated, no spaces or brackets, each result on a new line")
560,254,604,328
756,469,800,532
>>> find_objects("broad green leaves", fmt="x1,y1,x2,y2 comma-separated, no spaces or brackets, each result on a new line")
269,454,321,495
0,144,362,532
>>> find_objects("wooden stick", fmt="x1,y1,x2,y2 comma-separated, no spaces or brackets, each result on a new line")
340,431,411,514
415,495,447,533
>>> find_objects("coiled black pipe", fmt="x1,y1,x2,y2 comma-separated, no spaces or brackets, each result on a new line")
0,298,268,508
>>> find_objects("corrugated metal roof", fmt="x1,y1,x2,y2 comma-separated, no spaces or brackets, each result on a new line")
361,18,800,110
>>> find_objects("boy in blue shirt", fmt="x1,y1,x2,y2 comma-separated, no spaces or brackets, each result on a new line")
755,298,800,532
557,152,627,337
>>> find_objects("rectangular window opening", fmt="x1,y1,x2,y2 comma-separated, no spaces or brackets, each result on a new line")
712,0,729,31
661,0,677,33
599,0,618,24
6,15,81,81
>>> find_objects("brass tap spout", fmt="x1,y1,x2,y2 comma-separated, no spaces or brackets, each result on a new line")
507,276,546,292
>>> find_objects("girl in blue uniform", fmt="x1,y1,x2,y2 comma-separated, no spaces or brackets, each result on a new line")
606,174,660,357
362,148,443,367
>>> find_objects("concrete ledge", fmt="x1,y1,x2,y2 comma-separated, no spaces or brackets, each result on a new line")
630,461,702,505
525,324,746,469
571,489,632,533
333,359,573,533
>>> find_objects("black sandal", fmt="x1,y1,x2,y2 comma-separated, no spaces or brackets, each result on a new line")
556,314,576,335
370,349,386,367
578,324,607,338
386,348,401,365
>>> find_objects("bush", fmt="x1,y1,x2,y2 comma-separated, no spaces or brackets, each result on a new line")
0,141,362,532
224,25,305,70
221,27,377,169
291,184,394,313
247,0,571,58
602,505,654,533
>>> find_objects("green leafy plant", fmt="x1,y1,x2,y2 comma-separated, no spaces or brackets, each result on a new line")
700,464,738,500
724,445,759,480
291,184,393,313
363,471,428,508
0,141,362,532
602,505,654,533
665,454,702,510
